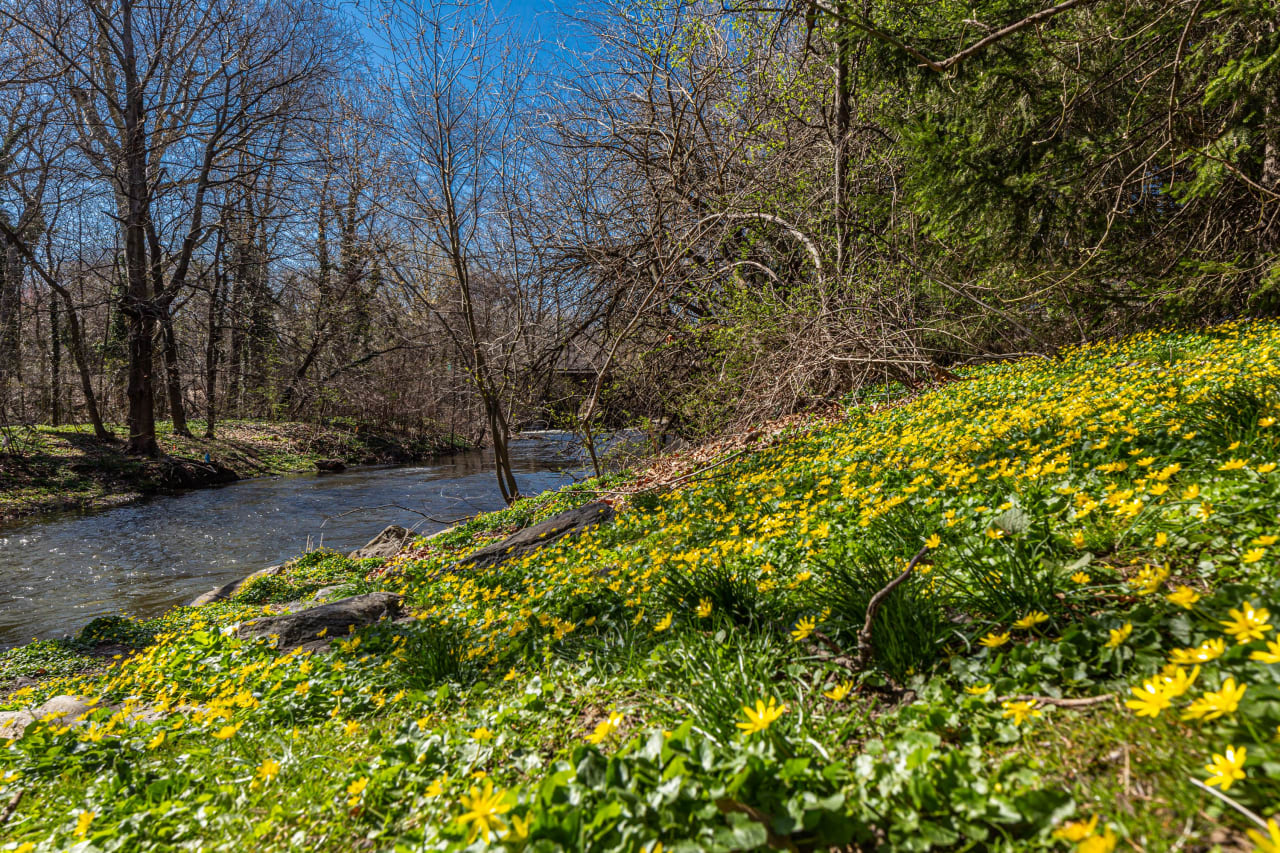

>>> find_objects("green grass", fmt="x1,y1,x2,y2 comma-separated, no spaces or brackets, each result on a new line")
4,320,1280,851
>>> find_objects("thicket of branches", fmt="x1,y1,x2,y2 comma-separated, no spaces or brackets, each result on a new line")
1,0,1276,475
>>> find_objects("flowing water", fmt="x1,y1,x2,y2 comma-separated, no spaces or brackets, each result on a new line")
0,435,587,648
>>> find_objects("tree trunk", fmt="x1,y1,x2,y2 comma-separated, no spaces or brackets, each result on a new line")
50,297,61,426
160,311,191,436
833,0,853,278
204,261,224,439
120,0,158,456
58,287,111,440
0,240,23,386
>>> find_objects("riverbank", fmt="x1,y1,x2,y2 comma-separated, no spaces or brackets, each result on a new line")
3,320,1280,850
0,420,471,526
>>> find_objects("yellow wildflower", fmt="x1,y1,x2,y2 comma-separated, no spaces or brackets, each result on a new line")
964,684,992,695
1249,639,1280,664
736,697,787,735
654,613,674,632
823,682,852,701
1071,571,1092,584
1246,818,1280,853
75,810,95,838
1166,586,1200,609
212,722,242,740
1182,677,1246,721
506,813,531,841
586,712,624,745
1078,827,1118,853
1000,700,1041,725
1220,602,1272,644
425,774,448,797
1013,611,1050,630
1052,814,1097,842
457,780,511,843
1169,637,1226,664
1105,623,1133,649
346,776,369,808
696,598,712,618
256,758,281,783
1126,679,1173,718
791,617,815,642
979,631,1010,648
1203,745,1247,791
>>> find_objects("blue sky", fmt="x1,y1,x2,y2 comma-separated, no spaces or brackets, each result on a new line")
347,0,600,72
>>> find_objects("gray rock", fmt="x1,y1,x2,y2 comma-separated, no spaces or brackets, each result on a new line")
0,695,100,740
236,592,405,651
35,695,96,724
188,564,282,606
459,502,614,570
0,710,34,740
348,525,414,560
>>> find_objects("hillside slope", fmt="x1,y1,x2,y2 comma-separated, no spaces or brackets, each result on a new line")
3,321,1280,851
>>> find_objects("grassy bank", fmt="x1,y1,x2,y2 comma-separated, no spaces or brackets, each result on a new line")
0,420,471,525
3,320,1280,851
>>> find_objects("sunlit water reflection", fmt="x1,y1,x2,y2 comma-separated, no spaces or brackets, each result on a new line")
0,435,588,647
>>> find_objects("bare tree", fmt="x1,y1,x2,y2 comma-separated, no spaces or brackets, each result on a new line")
375,0,538,503
3,0,345,453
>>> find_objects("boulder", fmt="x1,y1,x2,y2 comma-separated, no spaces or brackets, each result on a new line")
310,585,348,602
0,710,34,740
349,525,414,560
0,695,99,740
236,592,404,651
147,456,239,489
315,459,346,473
459,502,614,571
35,695,96,724
188,564,282,607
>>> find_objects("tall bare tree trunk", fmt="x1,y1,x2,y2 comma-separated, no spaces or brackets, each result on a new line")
49,297,60,426
119,0,158,455
160,313,191,436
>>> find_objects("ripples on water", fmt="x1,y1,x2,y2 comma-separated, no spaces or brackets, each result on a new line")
0,435,594,648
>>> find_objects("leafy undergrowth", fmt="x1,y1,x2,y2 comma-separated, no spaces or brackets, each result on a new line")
4,320,1280,851
0,419,469,524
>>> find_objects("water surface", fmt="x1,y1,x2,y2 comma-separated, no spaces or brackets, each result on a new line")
0,436,583,647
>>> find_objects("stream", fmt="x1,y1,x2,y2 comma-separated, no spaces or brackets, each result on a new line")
0,434,588,648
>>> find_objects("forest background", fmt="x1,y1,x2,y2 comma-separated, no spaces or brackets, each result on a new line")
1,0,1277,491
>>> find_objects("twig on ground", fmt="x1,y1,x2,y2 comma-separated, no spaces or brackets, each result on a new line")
854,545,932,670
807,630,858,672
1188,778,1269,831
998,694,1115,708
0,787,25,828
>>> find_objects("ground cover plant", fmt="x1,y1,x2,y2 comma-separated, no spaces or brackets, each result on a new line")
3,319,1280,851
